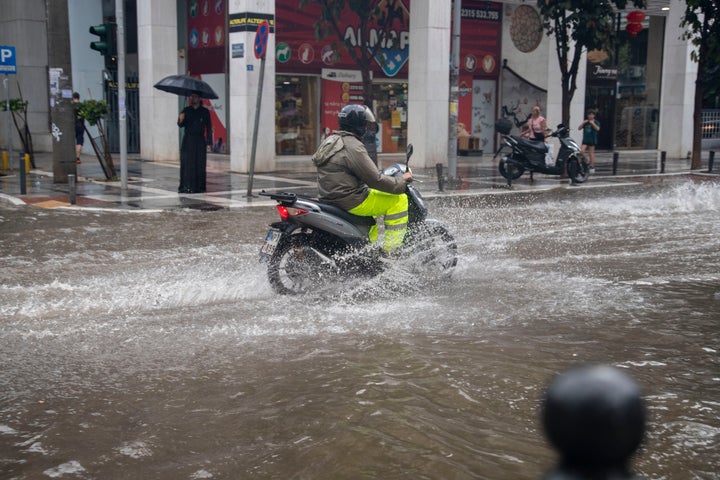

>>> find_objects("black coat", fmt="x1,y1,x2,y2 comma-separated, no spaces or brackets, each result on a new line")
178,105,212,193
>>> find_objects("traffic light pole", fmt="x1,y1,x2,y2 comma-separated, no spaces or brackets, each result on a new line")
116,0,127,190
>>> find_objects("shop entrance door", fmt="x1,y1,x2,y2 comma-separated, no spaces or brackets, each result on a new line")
585,85,615,150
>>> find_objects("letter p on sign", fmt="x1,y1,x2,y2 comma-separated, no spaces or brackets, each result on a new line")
0,46,17,74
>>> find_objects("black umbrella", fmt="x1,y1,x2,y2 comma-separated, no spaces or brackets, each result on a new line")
153,74,218,99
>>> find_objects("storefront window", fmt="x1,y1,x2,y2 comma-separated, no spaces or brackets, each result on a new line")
614,16,664,149
275,75,319,155
372,82,408,154
585,15,664,150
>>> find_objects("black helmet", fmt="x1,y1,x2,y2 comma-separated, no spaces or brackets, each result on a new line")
338,104,376,137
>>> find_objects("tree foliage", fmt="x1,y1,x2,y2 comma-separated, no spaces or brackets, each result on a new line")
1,90,35,166
536,0,646,126
0,98,29,112
75,99,109,126
298,0,408,106
76,99,116,179
681,0,719,169
681,0,720,64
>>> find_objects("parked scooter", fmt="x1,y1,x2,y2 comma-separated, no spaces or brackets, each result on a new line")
259,144,457,295
493,118,589,186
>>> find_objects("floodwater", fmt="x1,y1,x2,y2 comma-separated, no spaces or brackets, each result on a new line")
1,178,718,479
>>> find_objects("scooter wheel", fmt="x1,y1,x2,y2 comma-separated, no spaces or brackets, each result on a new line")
568,155,590,184
267,236,336,295
403,223,458,273
499,160,525,180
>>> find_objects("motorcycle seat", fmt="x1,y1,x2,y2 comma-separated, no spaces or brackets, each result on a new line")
317,201,376,227
517,136,548,152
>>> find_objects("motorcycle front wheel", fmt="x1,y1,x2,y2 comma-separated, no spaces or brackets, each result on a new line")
403,222,458,274
567,154,590,184
499,158,525,181
267,235,337,295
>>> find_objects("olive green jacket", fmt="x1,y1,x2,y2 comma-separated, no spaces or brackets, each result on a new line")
311,131,406,210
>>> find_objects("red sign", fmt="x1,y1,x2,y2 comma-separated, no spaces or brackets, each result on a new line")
275,0,410,78
457,1,503,131
254,20,269,59
187,0,226,74
320,69,365,132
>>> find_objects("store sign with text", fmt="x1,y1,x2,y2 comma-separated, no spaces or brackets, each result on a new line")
275,0,410,78
320,69,368,132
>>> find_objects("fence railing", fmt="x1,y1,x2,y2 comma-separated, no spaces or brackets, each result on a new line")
702,109,720,140
104,72,141,154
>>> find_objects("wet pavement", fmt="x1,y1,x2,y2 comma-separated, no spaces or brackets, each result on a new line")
1,178,719,479
0,149,716,211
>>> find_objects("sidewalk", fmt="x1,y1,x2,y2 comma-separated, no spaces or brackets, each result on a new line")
0,149,715,211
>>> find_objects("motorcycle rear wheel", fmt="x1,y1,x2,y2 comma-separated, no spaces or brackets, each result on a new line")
499,158,525,181
267,235,337,295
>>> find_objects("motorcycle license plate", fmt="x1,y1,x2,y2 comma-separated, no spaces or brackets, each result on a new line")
260,228,282,257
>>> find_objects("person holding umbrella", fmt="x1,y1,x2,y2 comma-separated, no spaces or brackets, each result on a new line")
177,91,212,193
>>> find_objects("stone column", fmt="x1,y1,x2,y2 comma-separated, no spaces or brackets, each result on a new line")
227,0,276,173
47,0,76,183
138,0,179,162
658,0,696,158
407,0,450,169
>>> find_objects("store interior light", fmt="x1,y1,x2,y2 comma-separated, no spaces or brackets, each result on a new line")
661,6,669,10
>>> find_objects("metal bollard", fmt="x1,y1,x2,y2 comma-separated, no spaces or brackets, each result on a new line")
542,365,646,480
24,153,30,173
436,163,444,192
68,174,77,205
1,149,7,170
708,151,715,173
612,152,619,175
18,152,26,194
660,151,666,173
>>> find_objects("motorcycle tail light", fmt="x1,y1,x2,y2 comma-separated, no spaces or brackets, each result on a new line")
276,205,308,220
276,205,289,221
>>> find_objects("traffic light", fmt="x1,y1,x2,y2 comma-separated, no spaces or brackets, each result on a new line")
89,23,115,57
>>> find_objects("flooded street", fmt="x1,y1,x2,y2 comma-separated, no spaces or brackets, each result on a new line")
1,178,718,479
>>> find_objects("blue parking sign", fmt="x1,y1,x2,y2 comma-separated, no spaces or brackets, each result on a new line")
0,46,17,74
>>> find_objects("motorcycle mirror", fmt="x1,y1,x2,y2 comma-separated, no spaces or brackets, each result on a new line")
406,144,414,164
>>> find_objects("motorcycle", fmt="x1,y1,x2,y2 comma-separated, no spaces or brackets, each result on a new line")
493,118,589,186
258,144,457,295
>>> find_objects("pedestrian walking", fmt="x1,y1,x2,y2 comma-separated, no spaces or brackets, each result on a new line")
73,92,84,164
177,92,212,193
579,110,600,174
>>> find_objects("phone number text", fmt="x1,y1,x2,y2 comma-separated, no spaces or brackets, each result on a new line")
461,8,500,21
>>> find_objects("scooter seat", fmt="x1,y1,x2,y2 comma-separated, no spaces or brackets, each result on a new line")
317,201,376,227
517,136,548,153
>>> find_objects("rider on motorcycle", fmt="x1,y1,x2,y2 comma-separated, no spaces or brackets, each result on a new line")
312,104,413,254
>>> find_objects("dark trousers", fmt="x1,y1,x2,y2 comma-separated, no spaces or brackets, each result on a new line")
179,135,207,193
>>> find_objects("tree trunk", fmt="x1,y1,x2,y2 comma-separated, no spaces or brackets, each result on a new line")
691,63,703,170
691,19,707,171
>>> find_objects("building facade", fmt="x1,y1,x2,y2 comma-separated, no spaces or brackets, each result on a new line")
0,0,697,173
